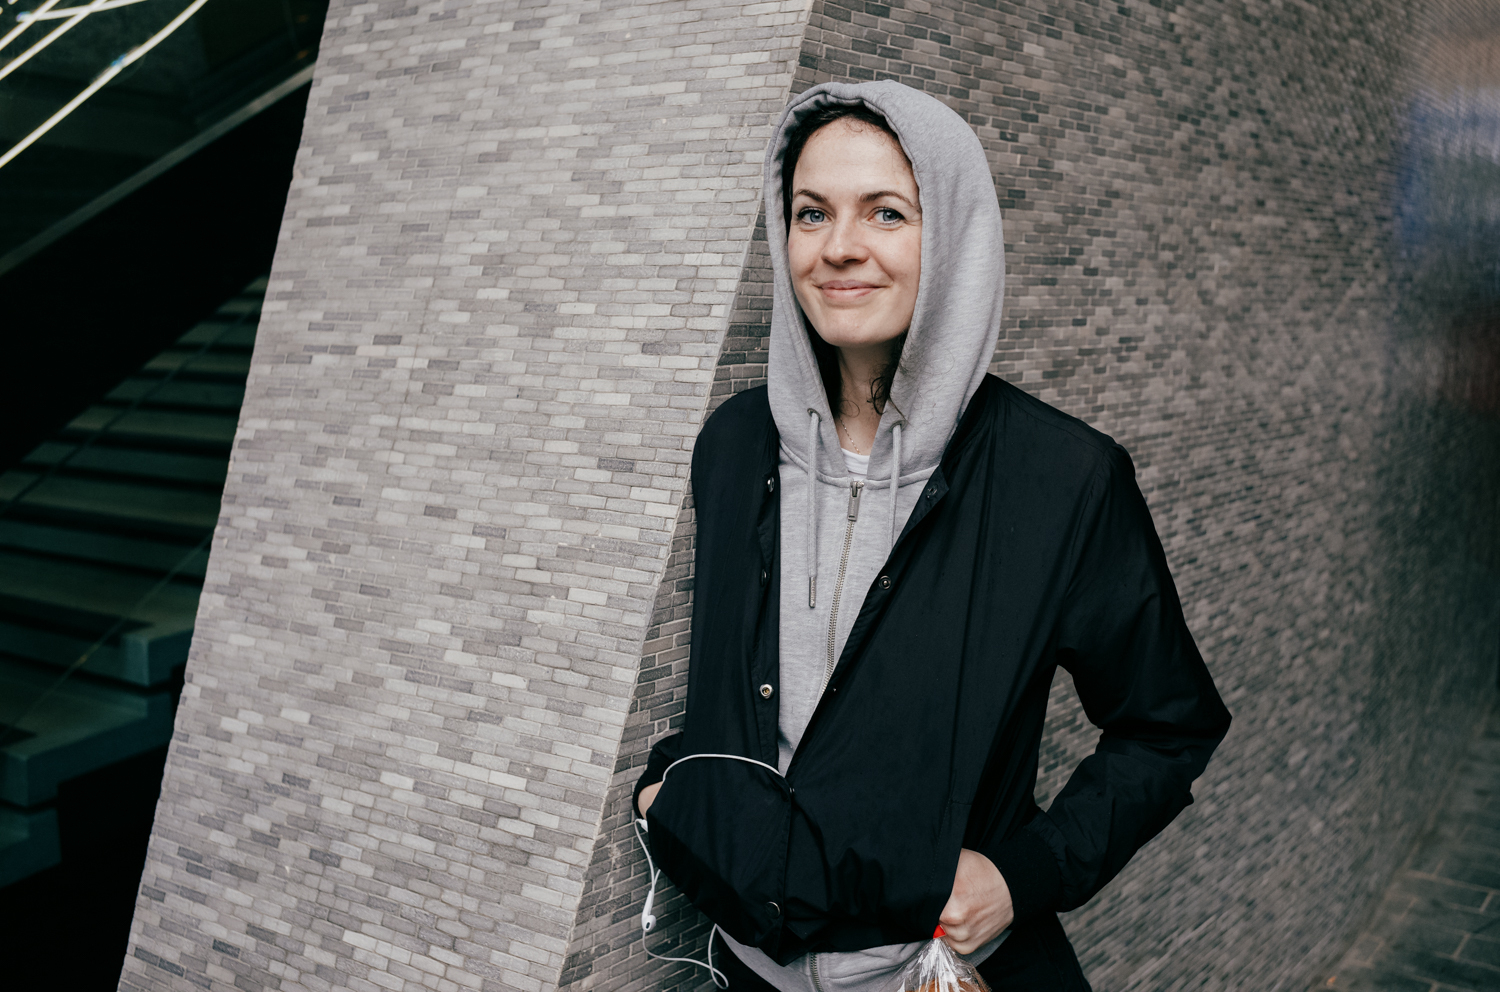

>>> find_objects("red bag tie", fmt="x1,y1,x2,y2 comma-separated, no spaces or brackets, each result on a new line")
889,924,991,991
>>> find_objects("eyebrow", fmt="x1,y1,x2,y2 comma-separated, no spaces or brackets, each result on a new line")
792,188,920,209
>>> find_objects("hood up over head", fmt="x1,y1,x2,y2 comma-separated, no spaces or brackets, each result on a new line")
765,80,1005,602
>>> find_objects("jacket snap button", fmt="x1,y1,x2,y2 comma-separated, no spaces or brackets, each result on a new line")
760,568,768,585
925,485,937,499
766,476,776,493
878,575,891,589
759,683,774,699
766,901,781,917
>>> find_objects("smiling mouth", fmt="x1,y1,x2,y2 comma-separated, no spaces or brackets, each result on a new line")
818,281,882,299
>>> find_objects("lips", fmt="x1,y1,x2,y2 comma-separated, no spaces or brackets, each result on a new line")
818,280,883,299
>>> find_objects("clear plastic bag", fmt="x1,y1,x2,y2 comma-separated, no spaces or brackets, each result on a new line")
889,925,992,992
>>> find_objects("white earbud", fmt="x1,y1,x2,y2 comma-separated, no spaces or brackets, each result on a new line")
636,817,658,932
630,755,782,990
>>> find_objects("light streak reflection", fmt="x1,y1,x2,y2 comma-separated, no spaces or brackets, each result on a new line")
0,0,118,83
0,0,213,171
18,0,149,22
0,0,64,56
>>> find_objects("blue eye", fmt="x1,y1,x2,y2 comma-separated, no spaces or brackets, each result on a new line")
876,207,904,223
798,207,826,224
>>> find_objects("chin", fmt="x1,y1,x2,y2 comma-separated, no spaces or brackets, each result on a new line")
814,323,906,350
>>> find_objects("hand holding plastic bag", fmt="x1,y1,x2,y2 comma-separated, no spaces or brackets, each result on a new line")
888,925,991,992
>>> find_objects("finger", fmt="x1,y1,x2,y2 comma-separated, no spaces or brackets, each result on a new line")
941,925,977,955
938,919,969,947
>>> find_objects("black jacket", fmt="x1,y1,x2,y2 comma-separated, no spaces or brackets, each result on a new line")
635,374,1232,964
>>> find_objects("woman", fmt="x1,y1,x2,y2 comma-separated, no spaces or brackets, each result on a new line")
633,80,1232,992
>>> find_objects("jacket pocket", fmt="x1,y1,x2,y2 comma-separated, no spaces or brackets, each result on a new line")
776,793,972,958
646,755,792,949
931,799,971,902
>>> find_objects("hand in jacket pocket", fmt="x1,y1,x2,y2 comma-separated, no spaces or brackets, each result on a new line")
637,782,662,817
938,849,1013,953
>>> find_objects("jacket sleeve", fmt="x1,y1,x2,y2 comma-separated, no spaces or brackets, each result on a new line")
982,444,1232,924
632,731,686,817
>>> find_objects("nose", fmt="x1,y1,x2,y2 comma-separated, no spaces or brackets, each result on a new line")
823,214,870,267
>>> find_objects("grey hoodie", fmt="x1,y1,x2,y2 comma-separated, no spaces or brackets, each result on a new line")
719,80,1008,992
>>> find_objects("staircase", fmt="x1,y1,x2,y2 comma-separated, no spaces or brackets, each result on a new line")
0,277,264,885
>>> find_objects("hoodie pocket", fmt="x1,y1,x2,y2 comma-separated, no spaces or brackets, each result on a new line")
646,755,793,949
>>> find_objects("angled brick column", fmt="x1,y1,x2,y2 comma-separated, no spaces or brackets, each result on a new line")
122,1,1500,990
120,2,808,990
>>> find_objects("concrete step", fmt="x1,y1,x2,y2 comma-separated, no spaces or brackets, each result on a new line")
20,443,229,488
0,282,262,699
0,549,201,686
0,659,174,806
0,806,61,888
64,406,240,447
0,472,224,532
177,322,259,349
0,520,209,579
139,350,252,378
104,379,248,411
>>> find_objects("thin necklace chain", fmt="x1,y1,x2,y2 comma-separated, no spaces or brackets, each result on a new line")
837,415,865,455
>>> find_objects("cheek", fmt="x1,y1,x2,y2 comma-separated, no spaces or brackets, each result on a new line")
892,234,922,297
787,233,817,280
787,236,824,315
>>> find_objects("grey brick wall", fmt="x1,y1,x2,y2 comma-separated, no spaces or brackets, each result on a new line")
125,0,1500,991
120,1,810,990
781,0,1499,989
564,1,1500,990
554,219,774,992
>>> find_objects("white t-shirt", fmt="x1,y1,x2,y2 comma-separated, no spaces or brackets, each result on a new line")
841,447,870,478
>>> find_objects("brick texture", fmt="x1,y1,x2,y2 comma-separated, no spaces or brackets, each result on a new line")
126,0,1500,990
568,0,1500,990
120,1,809,990
1320,697,1500,992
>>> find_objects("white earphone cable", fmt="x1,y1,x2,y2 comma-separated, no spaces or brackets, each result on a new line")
631,752,784,988
633,817,729,988
660,751,782,782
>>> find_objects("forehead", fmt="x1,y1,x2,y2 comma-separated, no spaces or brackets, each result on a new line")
793,119,917,194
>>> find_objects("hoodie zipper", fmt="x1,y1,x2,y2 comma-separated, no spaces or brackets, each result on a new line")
820,480,863,696
809,952,826,992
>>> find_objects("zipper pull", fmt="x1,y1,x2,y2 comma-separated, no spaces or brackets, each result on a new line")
847,480,863,521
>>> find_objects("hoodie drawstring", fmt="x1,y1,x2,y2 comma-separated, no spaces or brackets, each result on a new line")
890,421,903,548
807,408,820,609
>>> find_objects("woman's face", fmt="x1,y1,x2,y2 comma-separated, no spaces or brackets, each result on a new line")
788,119,922,358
